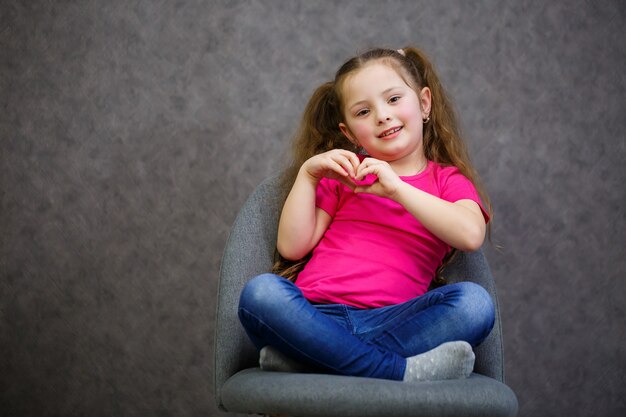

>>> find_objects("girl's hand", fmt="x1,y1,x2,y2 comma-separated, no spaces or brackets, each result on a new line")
301,149,360,190
354,157,403,199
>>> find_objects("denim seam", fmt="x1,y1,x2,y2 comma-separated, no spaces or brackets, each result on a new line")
344,305,405,381
368,291,445,347
342,305,356,335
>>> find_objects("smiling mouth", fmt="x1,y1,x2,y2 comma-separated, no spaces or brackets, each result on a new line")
378,126,403,138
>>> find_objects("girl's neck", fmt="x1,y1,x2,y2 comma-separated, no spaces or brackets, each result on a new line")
389,153,428,177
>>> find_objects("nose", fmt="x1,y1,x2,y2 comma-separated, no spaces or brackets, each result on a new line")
375,103,392,124
377,113,392,125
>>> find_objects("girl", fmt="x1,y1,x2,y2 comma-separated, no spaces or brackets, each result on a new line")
238,47,495,382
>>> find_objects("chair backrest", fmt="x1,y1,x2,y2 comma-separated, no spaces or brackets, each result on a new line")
214,175,506,407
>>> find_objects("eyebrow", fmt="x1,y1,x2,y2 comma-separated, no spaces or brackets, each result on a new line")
348,86,404,110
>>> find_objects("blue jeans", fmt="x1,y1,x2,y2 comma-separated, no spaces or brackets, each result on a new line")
238,273,495,381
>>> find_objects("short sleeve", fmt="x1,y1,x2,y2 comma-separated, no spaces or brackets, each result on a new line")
440,167,490,223
316,178,341,218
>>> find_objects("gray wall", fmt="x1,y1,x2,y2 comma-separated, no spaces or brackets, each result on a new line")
1,1,624,416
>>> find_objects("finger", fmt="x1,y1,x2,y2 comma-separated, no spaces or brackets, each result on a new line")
355,162,381,180
344,151,361,174
336,155,357,178
355,160,368,179
328,159,351,177
334,151,359,177
355,157,380,176
360,156,382,165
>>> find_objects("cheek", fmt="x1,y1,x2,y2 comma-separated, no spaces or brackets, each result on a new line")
350,122,372,139
397,102,423,122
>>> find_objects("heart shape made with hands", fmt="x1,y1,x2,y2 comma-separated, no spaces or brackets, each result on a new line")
335,172,378,192
352,173,378,187
349,154,379,187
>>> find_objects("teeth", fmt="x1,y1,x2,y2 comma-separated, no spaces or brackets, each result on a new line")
381,127,401,137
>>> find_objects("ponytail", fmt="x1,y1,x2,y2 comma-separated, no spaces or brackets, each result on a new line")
278,82,353,198
274,82,353,281
401,47,493,283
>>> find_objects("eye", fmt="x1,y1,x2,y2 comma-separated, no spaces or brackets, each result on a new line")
355,108,370,117
388,95,401,103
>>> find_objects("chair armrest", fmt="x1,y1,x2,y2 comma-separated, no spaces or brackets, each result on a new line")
444,249,505,382
214,175,282,408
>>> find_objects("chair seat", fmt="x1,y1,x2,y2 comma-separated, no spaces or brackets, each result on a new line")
221,368,519,417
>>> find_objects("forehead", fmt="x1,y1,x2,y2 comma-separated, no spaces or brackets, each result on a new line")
341,62,411,103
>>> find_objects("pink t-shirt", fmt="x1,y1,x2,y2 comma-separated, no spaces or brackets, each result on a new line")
295,160,489,309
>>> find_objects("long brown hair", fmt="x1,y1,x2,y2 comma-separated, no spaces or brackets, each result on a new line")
273,47,492,283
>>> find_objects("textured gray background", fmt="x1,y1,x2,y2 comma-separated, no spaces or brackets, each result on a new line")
1,1,624,416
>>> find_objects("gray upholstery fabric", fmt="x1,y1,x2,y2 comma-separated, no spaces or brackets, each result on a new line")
214,175,518,416
222,369,518,417
214,175,282,404
442,248,504,382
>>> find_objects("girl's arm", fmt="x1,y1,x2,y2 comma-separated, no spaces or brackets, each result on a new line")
277,149,360,260
277,172,332,260
393,186,486,251
354,158,486,252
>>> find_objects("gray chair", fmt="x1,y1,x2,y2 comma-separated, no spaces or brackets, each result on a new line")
214,175,518,417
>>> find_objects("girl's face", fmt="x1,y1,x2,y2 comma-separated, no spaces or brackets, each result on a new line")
338,62,431,173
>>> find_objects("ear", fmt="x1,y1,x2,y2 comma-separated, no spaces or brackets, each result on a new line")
339,122,359,146
420,87,432,116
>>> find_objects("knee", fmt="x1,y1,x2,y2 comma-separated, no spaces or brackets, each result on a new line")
239,273,291,314
453,282,496,336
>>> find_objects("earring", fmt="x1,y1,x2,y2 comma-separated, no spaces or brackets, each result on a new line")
423,115,431,123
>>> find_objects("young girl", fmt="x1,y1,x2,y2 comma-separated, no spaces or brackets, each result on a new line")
238,47,495,382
